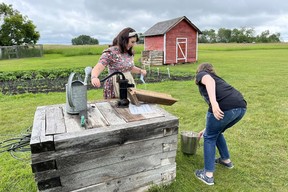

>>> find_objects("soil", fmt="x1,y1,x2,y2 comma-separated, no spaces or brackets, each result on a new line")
0,73,193,95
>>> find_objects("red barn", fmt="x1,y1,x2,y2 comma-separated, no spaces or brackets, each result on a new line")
143,16,201,65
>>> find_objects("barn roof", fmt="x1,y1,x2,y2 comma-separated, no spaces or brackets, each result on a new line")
143,16,202,37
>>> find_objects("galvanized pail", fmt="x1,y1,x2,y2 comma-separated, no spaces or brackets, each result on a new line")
181,131,199,155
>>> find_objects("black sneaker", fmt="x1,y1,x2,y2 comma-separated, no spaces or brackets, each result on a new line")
195,169,214,185
215,158,234,169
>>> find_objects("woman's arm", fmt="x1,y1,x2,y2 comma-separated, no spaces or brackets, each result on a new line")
91,63,106,87
131,66,147,76
201,74,224,120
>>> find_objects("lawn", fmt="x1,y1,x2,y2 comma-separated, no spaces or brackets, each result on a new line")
0,43,287,192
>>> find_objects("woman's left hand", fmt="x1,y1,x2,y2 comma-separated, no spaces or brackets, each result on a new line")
211,102,224,120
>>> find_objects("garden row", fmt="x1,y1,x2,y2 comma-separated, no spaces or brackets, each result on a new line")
0,69,193,95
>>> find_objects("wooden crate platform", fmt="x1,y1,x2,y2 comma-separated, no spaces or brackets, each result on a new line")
30,101,179,192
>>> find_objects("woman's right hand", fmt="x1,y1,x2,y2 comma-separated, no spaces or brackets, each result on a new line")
91,77,101,87
90,63,105,88
198,128,205,140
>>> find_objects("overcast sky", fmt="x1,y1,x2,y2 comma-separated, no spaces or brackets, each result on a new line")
2,0,288,44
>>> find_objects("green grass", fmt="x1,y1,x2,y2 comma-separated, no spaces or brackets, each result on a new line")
43,44,144,56
43,44,108,56
0,45,143,72
1,43,288,192
199,42,288,51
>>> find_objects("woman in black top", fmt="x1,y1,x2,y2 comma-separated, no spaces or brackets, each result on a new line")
194,63,247,185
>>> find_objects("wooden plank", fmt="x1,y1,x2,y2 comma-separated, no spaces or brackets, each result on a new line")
54,116,178,152
34,149,176,183
31,151,56,164
33,135,177,181
31,132,177,164
70,183,106,192
112,105,145,122
38,164,176,192
31,159,57,173
38,182,106,192
86,104,109,128
38,186,63,192
95,101,126,125
30,106,54,154
30,106,45,147
128,165,176,192
56,135,177,173
62,107,84,133
45,106,66,135
34,169,61,183
131,88,178,106
37,177,61,191
73,164,176,192
59,152,176,191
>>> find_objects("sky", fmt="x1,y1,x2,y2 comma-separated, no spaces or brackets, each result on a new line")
1,0,288,44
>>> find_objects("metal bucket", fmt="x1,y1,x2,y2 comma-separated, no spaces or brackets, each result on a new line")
181,131,199,155
65,82,87,114
66,72,87,114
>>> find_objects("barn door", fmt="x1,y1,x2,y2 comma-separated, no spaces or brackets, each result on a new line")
176,38,187,63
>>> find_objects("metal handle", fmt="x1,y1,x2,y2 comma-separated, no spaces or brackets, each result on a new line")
67,72,76,107
84,66,92,85
100,71,126,82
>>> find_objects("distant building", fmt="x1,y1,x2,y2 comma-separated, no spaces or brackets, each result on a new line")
143,16,201,65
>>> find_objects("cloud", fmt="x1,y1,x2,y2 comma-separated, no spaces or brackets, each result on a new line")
2,0,288,44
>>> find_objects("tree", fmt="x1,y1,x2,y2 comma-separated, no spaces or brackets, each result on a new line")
268,33,280,43
217,28,231,43
198,29,217,43
138,33,144,44
198,27,281,43
230,28,247,43
0,3,14,17
0,3,40,46
198,30,210,43
71,35,99,45
244,27,255,43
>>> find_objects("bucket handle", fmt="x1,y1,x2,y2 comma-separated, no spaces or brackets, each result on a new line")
67,72,76,107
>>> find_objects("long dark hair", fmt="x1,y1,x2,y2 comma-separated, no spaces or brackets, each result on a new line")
115,27,139,56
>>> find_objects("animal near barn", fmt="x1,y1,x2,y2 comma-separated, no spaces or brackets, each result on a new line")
142,16,202,65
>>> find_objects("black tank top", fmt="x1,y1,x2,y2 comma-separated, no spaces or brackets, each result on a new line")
196,71,247,112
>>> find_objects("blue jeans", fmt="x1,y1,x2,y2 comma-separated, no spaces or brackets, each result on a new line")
203,108,246,172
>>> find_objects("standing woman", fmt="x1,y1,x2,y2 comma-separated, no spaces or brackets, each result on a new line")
194,63,247,185
91,27,146,99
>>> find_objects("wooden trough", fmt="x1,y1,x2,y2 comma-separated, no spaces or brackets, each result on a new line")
128,88,178,106
30,100,179,192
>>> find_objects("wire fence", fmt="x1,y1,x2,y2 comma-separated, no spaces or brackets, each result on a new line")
0,44,43,60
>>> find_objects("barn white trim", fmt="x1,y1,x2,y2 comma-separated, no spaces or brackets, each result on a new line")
176,38,187,63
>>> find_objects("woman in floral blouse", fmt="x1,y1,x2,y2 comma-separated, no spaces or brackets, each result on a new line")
91,27,147,99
